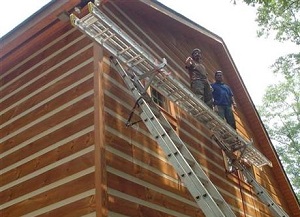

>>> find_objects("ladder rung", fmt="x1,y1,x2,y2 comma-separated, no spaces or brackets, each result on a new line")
169,135,184,149
160,121,172,133
118,46,131,55
195,174,209,185
94,27,109,38
174,94,188,103
126,55,141,64
178,147,195,167
83,15,98,26
131,57,145,66
102,33,115,42
213,197,225,206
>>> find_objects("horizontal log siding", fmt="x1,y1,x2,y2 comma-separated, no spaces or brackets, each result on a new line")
1,2,292,217
0,28,96,216
101,66,261,216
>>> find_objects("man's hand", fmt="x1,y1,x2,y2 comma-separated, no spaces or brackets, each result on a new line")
185,56,194,67
213,105,218,113
232,102,237,109
232,97,237,109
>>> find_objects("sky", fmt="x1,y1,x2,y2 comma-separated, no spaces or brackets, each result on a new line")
0,0,297,105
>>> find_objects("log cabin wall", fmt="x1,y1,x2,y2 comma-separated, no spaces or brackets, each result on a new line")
0,25,97,216
100,1,291,216
1,0,297,217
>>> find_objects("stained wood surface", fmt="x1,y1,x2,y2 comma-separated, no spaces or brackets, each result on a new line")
1,26,96,216
1,0,298,216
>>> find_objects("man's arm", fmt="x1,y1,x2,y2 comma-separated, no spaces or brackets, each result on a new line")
228,85,236,107
231,96,237,108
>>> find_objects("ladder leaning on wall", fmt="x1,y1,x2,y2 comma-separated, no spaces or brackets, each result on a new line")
70,2,289,217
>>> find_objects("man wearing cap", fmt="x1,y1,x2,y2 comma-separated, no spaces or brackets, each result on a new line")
211,70,237,130
185,48,213,109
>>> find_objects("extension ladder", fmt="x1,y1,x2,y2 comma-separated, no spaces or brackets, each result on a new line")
111,57,236,216
70,2,289,216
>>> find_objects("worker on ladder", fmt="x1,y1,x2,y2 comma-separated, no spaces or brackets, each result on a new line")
211,70,237,130
185,48,213,109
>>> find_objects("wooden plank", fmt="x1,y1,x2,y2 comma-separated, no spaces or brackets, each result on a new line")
1,78,93,137
35,195,96,217
1,131,94,187
0,24,74,73
0,63,93,125
1,173,94,217
106,150,191,200
1,28,83,84
108,194,177,217
1,94,93,154
107,132,178,180
93,43,108,217
0,112,94,170
103,75,139,118
1,152,94,204
108,172,204,217
0,38,92,108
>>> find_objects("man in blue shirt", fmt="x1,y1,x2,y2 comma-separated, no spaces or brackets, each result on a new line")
211,71,237,130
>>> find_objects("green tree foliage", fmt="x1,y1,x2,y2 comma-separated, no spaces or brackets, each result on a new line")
258,54,300,199
236,0,300,199
241,0,300,44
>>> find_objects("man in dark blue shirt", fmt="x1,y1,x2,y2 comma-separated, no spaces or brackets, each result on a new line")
211,71,237,130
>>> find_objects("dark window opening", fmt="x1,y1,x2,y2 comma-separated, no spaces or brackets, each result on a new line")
151,88,166,108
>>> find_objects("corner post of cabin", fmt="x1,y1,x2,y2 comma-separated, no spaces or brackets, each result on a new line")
93,42,108,216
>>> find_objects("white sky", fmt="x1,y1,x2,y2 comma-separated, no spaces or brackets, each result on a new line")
1,0,297,105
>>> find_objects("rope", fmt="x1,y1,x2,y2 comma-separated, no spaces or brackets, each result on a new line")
125,97,143,127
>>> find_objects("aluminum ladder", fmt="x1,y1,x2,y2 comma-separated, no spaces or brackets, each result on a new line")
111,57,236,216
70,2,289,216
